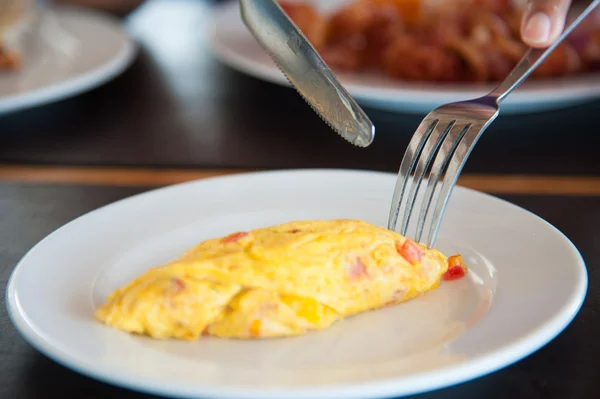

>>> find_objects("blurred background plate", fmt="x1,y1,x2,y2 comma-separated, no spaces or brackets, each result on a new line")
0,6,136,115
210,0,600,115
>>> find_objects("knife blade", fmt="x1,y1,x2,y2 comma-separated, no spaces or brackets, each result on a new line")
239,0,375,147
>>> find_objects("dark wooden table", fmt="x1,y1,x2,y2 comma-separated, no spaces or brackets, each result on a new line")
0,1,599,398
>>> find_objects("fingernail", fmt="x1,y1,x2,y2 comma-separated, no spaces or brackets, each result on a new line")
523,11,551,44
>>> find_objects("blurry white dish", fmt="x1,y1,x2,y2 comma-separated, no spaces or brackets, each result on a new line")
6,169,587,399
210,0,600,115
0,6,136,115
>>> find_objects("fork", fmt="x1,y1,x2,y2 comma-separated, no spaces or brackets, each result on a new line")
388,0,600,248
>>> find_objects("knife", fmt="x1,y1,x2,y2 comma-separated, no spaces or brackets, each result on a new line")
239,0,375,148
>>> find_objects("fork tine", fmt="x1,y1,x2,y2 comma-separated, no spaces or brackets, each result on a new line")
387,117,438,232
424,120,494,247
414,122,471,244
398,119,455,237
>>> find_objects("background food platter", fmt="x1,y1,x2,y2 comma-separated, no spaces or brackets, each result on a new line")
211,0,600,115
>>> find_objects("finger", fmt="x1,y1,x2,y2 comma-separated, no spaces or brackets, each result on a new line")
521,0,573,48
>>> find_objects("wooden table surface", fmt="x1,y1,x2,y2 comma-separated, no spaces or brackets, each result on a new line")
0,0,599,398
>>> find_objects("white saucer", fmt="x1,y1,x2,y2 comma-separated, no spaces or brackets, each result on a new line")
210,0,600,115
6,169,587,399
0,6,136,115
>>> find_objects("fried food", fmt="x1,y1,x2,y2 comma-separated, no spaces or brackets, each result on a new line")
278,0,600,82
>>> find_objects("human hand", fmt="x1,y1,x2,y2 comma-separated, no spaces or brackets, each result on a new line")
521,0,573,47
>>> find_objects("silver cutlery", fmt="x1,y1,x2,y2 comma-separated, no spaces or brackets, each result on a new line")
388,0,600,247
238,0,375,148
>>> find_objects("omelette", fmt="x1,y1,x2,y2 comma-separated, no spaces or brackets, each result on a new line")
95,220,467,340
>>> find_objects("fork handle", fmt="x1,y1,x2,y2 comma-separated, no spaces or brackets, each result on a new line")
488,0,600,104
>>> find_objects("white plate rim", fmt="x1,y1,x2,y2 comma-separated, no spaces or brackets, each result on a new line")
5,169,588,399
0,6,137,115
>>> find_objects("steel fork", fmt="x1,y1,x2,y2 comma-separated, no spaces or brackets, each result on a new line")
388,0,600,247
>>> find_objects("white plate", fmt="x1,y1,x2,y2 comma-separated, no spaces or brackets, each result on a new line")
210,0,600,115
6,169,587,399
0,6,136,115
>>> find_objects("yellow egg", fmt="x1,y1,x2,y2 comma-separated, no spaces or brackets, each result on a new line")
95,220,450,340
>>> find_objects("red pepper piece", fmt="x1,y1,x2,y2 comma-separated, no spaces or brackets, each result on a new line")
396,239,424,265
222,232,248,243
173,278,186,291
443,255,468,281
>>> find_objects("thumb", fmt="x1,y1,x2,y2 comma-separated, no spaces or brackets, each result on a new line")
521,0,573,48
